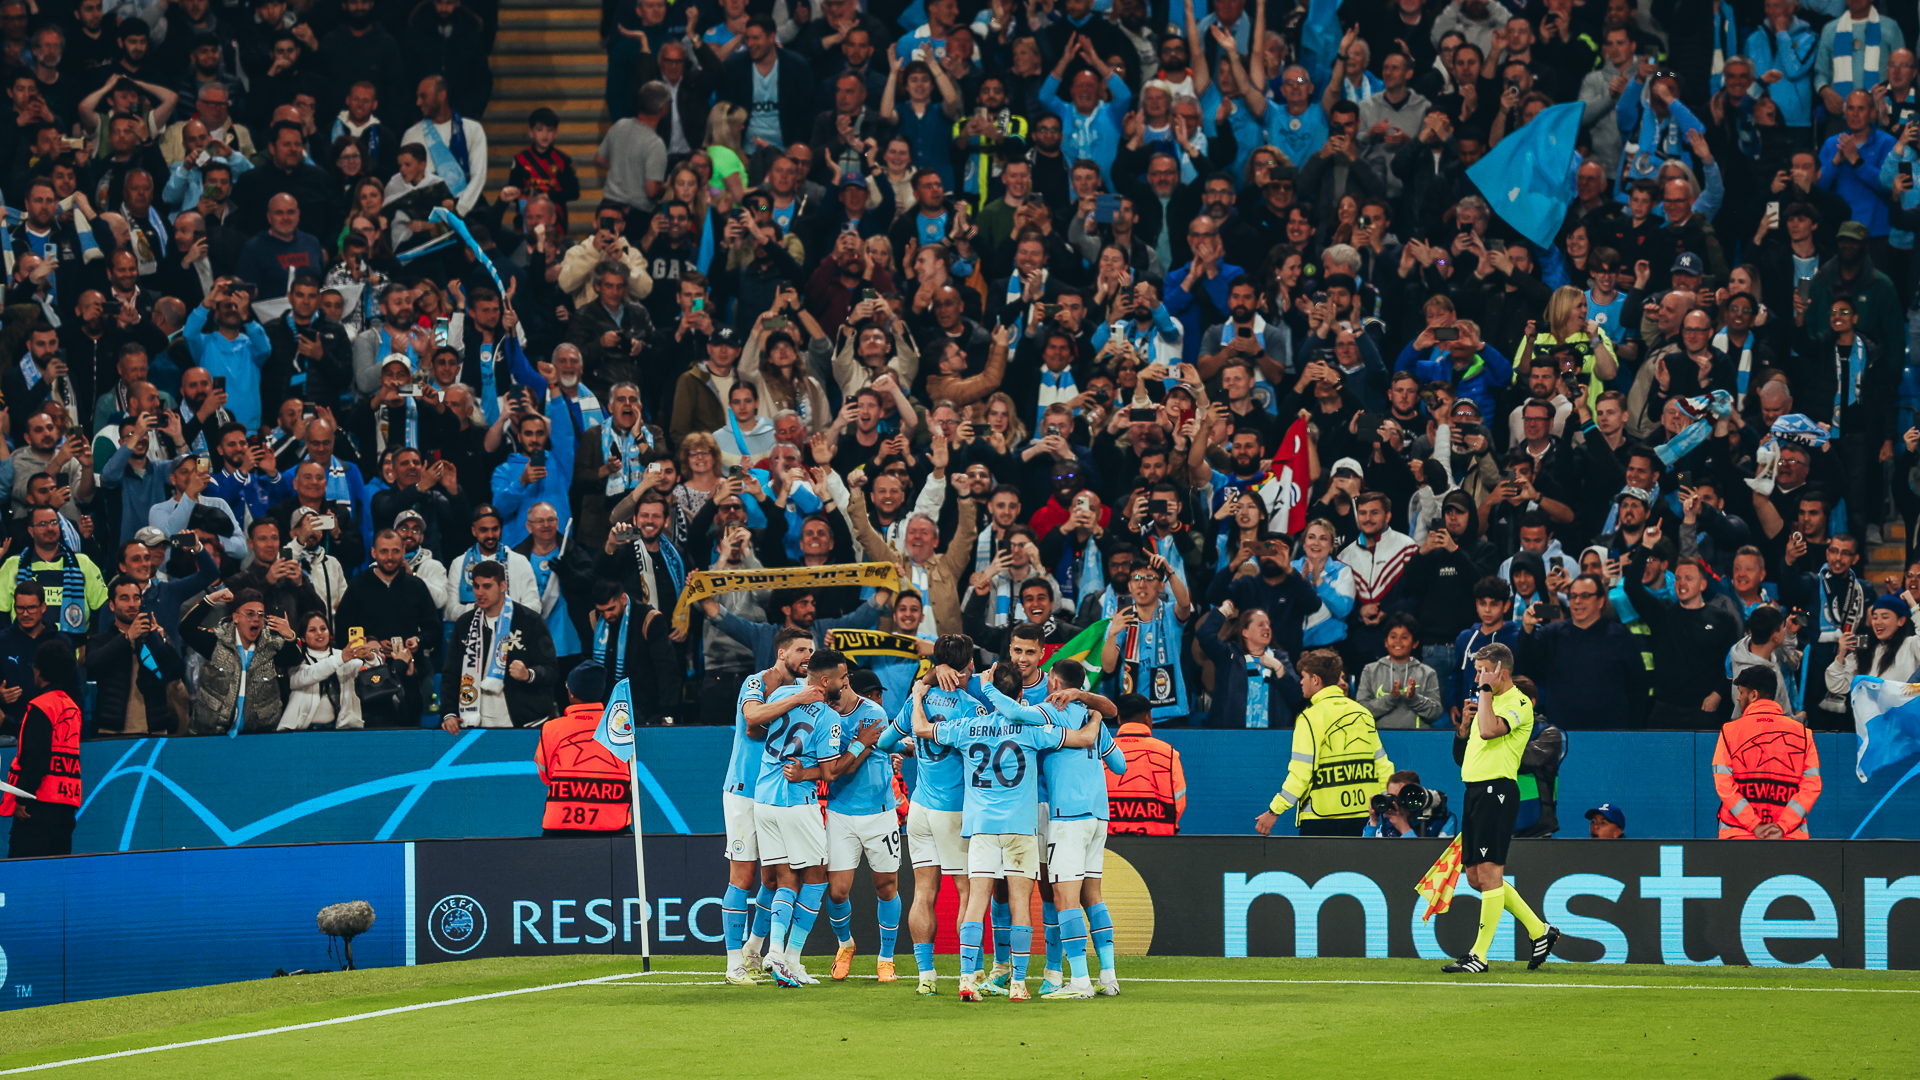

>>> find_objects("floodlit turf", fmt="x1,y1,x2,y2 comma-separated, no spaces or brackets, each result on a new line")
1,955,1915,1078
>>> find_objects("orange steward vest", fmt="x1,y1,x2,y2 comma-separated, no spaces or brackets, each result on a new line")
536,703,633,831
1106,721,1185,835
2,690,82,814
1714,698,1822,839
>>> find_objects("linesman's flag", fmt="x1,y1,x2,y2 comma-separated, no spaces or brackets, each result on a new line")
1415,835,1465,922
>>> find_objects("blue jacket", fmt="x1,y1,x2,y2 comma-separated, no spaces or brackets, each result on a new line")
183,306,272,430
101,447,184,544
1746,20,1817,128
1391,340,1513,418
492,444,577,550
1040,73,1132,187
709,599,885,670
1613,87,1705,196
1820,126,1896,236
207,465,289,527
1164,262,1244,364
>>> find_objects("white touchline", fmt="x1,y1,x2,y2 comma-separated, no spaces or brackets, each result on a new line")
0,970,657,1075
9,967,1918,1072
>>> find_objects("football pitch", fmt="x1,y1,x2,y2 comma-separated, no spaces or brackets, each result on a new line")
0,954,1913,1078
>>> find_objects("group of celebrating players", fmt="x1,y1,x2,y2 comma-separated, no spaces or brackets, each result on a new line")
718,622,1125,1000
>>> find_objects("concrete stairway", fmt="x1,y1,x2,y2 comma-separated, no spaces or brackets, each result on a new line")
486,0,609,234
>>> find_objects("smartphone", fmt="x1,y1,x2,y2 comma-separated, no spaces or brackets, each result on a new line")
1766,200,1780,223
1796,277,1813,302
1148,499,1170,515
1675,470,1695,490
1534,601,1562,621
764,316,790,330
433,316,450,348
727,464,746,480
1355,412,1384,441
1236,324,1253,339
1042,303,1063,319
1432,326,1460,342
396,383,421,397
196,455,212,473
347,627,366,651
1311,290,1329,305
691,297,705,313
302,404,317,419
211,375,227,392
529,449,547,468
858,288,879,302
1454,422,1484,439
1905,162,1915,181
1357,214,1372,230
1092,193,1122,224
1128,406,1158,423
313,513,336,531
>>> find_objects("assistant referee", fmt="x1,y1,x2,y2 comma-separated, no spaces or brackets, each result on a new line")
1444,643,1559,974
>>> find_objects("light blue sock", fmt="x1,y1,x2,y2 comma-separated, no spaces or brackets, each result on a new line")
1010,925,1033,981
768,887,797,953
751,885,775,940
827,897,853,945
992,900,1012,965
959,920,984,976
1060,908,1090,981
913,941,936,974
787,880,825,953
1042,902,1061,973
787,882,827,957
876,896,901,960
722,884,749,951
1088,901,1116,970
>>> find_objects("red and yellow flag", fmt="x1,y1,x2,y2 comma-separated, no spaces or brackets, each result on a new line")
1415,836,1465,923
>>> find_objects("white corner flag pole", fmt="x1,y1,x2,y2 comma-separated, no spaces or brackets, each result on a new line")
629,754,652,972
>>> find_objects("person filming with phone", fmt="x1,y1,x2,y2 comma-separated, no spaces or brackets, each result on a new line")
1517,570,1648,729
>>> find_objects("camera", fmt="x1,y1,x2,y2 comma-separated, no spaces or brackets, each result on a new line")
1431,326,1459,342
1371,783,1449,828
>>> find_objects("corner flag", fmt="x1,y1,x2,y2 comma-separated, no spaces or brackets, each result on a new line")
594,678,636,762
1415,835,1465,922
1466,101,1584,249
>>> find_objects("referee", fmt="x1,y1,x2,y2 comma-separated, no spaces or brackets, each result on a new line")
1445,643,1560,973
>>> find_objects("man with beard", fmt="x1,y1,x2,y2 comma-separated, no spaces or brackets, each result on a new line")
851,489,979,638
231,120,338,238
450,287,527,423
8,178,84,312
1025,113,1071,213
352,284,423,398
263,273,351,408
443,505,540,623
493,410,574,547
3,323,83,439
1199,282,1289,388
597,491,689,615
206,421,288,525
226,515,325,625
337,529,446,724
151,209,213,310
810,230,896,336
700,584,891,669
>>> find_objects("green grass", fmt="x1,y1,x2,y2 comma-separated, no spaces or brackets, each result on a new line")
1,955,1915,1078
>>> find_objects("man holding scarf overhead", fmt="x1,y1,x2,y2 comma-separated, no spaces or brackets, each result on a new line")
1817,0,1906,129
0,507,108,636
441,559,558,730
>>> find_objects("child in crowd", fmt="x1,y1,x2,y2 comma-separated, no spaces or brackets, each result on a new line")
503,107,580,233
1357,613,1445,729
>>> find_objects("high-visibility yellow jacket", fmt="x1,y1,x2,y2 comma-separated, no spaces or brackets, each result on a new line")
1269,686,1392,823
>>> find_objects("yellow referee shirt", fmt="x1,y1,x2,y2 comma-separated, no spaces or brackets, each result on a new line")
1461,684,1533,784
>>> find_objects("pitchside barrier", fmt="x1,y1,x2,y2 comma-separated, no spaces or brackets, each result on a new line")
1,836,1917,1009
3,728,1916,855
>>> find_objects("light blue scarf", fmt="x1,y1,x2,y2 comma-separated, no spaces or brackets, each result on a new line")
594,607,630,679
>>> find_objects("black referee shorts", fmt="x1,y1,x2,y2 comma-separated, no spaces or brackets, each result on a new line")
1460,778,1521,867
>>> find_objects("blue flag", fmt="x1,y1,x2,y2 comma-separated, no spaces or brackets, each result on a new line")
1850,676,1920,781
595,677,636,763
1299,0,1341,92
1466,101,1584,249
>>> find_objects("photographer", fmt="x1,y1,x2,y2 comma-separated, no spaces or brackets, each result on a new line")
556,202,653,309
1363,770,1454,838
564,261,654,394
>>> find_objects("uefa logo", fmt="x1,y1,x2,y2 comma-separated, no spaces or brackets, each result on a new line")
428,894,488,955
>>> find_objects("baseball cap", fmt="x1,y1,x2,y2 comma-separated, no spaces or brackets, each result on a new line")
1669,252,1704,277
839,173,869,188
848,668,884,697
1838,220,1869,242
380,353,411,372
471,504,502,524
1330,456,1364,478
1615,485,1652,507
1585,803,1626,830
133,525,169,547
394,509,426,530
710,327,742,348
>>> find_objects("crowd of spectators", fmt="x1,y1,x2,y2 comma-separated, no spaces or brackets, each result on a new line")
3,0,1920,742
